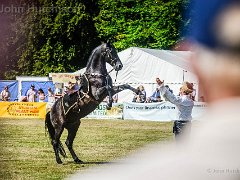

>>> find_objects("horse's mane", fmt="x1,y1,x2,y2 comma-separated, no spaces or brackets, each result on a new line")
86,44,104,69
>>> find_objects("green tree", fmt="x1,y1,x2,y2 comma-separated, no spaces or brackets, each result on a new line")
3,0,188,79
95,0,187,50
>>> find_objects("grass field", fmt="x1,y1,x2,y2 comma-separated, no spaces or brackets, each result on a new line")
0,118,173,180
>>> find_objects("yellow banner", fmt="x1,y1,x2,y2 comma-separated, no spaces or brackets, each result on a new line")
0,102,46,119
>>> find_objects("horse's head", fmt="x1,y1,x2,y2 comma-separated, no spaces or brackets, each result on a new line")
102,41,123,71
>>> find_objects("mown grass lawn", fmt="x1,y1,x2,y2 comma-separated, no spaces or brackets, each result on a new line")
0,118,173,180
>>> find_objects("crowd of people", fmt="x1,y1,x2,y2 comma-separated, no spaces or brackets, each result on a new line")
132,77,196,104
0,84,56,102
1,79,197,104
20,84,55,103
0,81,81,103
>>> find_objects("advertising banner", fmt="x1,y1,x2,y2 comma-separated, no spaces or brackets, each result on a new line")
0,102,46,119
51,73,79,83
123,101,177,121
123,101,207,121
85,103,123,119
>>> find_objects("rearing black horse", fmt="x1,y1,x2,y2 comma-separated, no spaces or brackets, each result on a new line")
45,41,137,164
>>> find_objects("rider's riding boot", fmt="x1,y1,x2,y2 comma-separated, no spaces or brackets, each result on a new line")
64,94,70,107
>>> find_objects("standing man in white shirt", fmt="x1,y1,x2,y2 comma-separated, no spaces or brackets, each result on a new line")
26,84,38,102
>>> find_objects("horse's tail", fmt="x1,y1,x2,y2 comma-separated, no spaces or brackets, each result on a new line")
45,111,67,158
45,111,54,140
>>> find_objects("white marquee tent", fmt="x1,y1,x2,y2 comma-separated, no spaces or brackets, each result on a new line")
75,47,203,103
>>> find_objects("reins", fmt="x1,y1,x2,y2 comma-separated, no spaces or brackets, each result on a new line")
108,68,119,85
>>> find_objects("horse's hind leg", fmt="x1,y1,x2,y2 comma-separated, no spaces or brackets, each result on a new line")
65,120,83,163
52,126,64,164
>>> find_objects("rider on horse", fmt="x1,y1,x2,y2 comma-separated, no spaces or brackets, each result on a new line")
64,81,81,111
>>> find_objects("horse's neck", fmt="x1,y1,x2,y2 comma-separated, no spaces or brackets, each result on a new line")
85,48,108,76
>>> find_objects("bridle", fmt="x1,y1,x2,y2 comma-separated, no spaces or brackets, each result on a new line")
101,46,118,68
100,45,120,83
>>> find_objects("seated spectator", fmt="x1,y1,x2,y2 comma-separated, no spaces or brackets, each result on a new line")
103,96,109,103
113,94,118,103
103,94,118,104
19,96,28,102
155,96,162,102
149,87,161,102
145,97,152,103
1,86,11,101
38,88,45,102
132,85,146,103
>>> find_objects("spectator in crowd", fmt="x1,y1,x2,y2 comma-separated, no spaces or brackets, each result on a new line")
145,96,162,103
54,86,63,100
66,81,79,95
69,1,240,180
132,85,146,103
103,96,109,103
155,77,162,88
147,87,162,102
47,87,55,103
0,86,11,101
19,96,28,102
113,94,118,103
103,94,118,104
38,88,45,102
159,80,194,138
26,84,38,102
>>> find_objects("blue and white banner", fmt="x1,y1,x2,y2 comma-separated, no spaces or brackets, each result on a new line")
123,101,207,121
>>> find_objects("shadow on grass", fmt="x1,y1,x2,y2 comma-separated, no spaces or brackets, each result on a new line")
63,161,114,165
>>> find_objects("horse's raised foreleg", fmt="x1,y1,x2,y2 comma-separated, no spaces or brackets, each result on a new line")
106,85,113,109
65,120,83,164
106,75,113,109
95,86,113,109
112,84,137,94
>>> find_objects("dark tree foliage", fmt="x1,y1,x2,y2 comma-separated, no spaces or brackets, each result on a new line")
4,0,100,79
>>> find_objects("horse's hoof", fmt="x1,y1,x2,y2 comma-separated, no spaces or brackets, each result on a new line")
56,159,63,164
106,106,111,110
74,158,83,164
